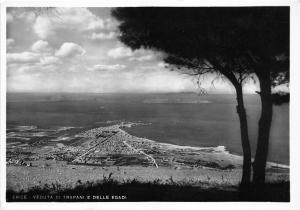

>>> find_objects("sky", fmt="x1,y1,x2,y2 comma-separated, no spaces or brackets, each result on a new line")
6,7,259,94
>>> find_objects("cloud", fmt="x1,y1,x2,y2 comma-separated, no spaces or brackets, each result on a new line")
6,38,15,50
108,46,162,62
7,52,40,64
7,13,14,23
55,42,86,58
7,66,197,93
17,10,36,23
40,56,61,65
92,64,126,71
7,59,60,77
33,16,53,39
7,7,259,94
157,62,169,68
7,71,58,92
90,32,116,40
129,54,154,61
33,8,116,39
86,19,105,31
130,49,164,62
31,40,52,53
107,46,133,58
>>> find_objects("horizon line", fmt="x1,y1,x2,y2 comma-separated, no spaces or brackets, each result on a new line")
6,91,258,95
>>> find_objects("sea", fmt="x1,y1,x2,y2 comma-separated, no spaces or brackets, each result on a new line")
6,92,289,165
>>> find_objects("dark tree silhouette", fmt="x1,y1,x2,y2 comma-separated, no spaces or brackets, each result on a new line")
112,7,255,188
112,7,289,188
241,8,289,186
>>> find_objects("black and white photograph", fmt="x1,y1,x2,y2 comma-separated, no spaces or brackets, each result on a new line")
1,1,300,208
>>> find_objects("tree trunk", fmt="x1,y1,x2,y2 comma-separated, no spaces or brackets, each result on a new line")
235,84,252,188
253,71,273,186
223,71,252,189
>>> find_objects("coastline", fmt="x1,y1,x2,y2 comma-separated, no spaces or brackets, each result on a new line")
6,122,289,192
